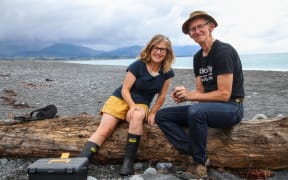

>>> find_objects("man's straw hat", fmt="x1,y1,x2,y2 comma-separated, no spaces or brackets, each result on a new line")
182,10,218,34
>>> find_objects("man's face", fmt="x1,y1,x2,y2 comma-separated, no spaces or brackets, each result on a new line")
187,18,212,43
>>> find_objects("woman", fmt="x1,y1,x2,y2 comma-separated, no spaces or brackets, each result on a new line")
79,34,175,176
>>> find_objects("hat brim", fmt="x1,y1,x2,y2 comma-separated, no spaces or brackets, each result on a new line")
182,14,218,34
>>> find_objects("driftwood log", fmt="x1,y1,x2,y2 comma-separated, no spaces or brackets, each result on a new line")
0,113,287,169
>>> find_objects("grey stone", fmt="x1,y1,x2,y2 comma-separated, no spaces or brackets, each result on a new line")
143,167,157,175
0,158,8,165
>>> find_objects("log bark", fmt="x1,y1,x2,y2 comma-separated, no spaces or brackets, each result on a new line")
0,113,287,169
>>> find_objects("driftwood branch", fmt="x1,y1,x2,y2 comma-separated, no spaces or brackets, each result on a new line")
0,114,287,169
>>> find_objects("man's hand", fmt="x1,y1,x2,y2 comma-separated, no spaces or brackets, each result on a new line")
171,86,186,104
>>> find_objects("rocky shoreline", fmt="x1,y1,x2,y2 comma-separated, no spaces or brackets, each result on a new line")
0,60,287,179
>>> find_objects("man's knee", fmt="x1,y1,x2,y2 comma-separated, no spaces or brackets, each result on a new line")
188,106,206,124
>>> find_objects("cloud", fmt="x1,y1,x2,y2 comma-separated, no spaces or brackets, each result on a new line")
0,0,288,53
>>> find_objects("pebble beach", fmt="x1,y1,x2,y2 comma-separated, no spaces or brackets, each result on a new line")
0,60,287,179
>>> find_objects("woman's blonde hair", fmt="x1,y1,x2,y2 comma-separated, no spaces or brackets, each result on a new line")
137,34,175,73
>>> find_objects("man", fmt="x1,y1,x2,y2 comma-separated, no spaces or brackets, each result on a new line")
155,10,245,178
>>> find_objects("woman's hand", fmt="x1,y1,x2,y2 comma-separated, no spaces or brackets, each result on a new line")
147,112,156,125
127,105,140,121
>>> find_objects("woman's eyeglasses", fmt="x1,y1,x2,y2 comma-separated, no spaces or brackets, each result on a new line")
152,46,167,54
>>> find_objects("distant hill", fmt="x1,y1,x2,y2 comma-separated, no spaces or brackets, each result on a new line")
16,43,105,58
0,43,199,59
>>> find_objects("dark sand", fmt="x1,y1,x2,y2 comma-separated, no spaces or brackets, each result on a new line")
0,60,287,179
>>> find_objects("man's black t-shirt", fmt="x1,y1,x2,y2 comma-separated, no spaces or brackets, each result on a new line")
193,40,245,98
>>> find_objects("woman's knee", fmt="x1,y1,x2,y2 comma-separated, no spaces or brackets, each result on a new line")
128,110,145,124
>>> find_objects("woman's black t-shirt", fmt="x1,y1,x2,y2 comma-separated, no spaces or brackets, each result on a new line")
113,60,174,107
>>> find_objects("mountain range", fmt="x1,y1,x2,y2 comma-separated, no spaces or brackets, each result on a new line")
0,43,200,59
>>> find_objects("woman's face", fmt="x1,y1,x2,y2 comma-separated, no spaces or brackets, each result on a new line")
150,41,167,63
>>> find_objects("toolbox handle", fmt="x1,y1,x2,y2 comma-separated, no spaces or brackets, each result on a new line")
46,152,71,164
48,159,71,164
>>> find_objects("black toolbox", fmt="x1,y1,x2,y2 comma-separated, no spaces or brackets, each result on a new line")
27,157,88,180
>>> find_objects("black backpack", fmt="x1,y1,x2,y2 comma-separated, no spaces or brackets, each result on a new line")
14,105,57,121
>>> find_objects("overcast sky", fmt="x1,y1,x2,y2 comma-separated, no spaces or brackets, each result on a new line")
1,0,288,54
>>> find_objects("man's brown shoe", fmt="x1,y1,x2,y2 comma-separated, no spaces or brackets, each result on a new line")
175,158,209,179
186,162,208,179
176,164,207,179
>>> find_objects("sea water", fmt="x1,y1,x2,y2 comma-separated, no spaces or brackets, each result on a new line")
66,53,288,71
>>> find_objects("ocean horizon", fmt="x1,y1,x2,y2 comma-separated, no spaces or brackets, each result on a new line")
66,52,288,71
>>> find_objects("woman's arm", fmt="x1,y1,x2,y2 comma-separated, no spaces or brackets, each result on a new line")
121,71,136,107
